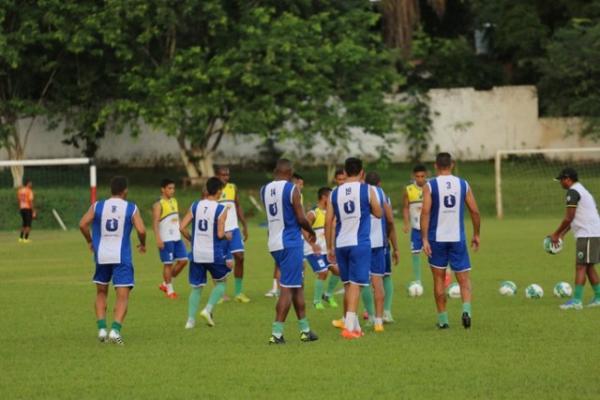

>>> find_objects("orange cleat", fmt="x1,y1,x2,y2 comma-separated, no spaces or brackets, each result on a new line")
341,329,362,340
167,292,178,299
159,283,168,293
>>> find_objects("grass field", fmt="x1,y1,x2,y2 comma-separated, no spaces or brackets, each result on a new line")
2,217,600,399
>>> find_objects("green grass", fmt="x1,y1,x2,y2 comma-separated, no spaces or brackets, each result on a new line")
1,217,600,399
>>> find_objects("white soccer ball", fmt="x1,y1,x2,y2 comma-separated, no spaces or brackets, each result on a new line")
553,282,573,298
543,236,563,255
499,280,517,296
407,281,424,297
525,284,544,299
446,282,461,299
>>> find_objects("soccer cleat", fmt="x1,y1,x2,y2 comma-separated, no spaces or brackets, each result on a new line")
300,330,319,342
185,318,196,329
98,328,108,342
322,294,338,308
341,329,361,340
437,323,450,330
383,311,395,324
560,299,583,310
268,335,286,345
200,309,215,327
462,312,471,329
18,238,24,243
217,294,231,305
23,239,31,244
234,293,251,303
108,330,124,345
159,283,167,293
166,292,178,299
331,319,345,329
314,302,325,310
587,298,600,308
264,289,278,298
374,324,384,333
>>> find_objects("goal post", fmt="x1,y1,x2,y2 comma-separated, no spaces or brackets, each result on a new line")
495,148,600,219
0,157,97,204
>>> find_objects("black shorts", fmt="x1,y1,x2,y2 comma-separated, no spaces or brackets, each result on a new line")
576,237,600,265
20,209,33,228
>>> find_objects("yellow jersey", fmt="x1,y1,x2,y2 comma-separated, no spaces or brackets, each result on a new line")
219,182,238,231
406,183,424,230
158,197,181,241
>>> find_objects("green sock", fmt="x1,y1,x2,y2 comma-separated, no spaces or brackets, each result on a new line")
234,277,243,296
361,286,375,317
298,318,310,333
383,275,394,312
207,282,226,308
272,321,284,338
438,312,449,326
325,275,340,296
593,284,600,299
188,287,203,319
111,321,122,333
313,279,324,304
97,319,107,330
462,302,472,317
574,284,584,302
412,253,421,281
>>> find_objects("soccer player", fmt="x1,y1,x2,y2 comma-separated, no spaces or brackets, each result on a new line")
326,157,382,339
333,168,347,187
421,153,480,329
216,166,250,303
152,179,188,299
549,168,600,309
304,187,340,310
261,159,318,344
79,176,147,345
180,177,232,328
403,165,428,283
17,179,35,243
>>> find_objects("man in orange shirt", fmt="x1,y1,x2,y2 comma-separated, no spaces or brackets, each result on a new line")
17,179,35,243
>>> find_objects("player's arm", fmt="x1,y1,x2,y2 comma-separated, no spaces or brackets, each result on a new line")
384,201,399,265
305,210,321,253
464,188,481,251
152,202,164,249
79,205,95,252
217,208,230,240
179,209,193,242
30,191,36,217
132,209,146,253
402,190,410,233
420,184,432,256
292,187,315,242
325,198,336,264
234,188,249,241
369,187,383,218
551,190,578,244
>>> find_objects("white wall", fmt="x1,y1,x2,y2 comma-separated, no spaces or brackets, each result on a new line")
1,86,596,165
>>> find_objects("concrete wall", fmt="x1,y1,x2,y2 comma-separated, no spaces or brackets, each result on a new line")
1,85,597,165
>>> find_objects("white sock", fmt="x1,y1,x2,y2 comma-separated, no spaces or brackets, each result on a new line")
272,279,278,291
166,283,174,294
375,317,383,326
205,304,213,313
345,312,356,331
354,314,361,332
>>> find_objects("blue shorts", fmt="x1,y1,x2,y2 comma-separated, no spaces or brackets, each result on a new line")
159,240,188,264
271,247,304,288
93,263,134,287
428,241,471,272
223,228,244,261
336,244,371,286
384,247,392,276
370,247,386,276
189,262,231,287
411,228,423,253
305,254,329,273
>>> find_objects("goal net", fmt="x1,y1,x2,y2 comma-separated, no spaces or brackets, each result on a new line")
495,148,600,218
0,158,96,230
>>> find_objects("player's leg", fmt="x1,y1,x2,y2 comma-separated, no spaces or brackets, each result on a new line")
95,284,109,342
229,229,249,303
265,264,280,297
585,238,600,307
306,254,328,309
270,249,297,344
450,242,472,328
200,267,229,327
383,248,394,323
455,271,472,328
371,275,385,332
186,263,207,328
291,286,319,342
342,245,371,338
561,263,587,310
429,241,450,328
410,229,423,282
158,241,175,297
361,285,375,323
331,248,349,329
19,210,26,242
323,263,340,307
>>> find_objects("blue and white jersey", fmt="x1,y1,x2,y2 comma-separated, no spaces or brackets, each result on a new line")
428,175,469,242
370,186,387,249
261,180,302,252
92,198,137,265
191,199,226,264
331,182,371,248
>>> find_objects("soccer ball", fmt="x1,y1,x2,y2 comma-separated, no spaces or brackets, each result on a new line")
543,236,563,255
499,281,517,296
446,282,461,299
407,281,424,297
553,282,573,298
525,284,544,299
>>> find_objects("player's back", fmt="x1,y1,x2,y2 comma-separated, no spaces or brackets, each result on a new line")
190,199,225,264
569,182,600,238
370,186,387,248
428,175,469,243
331,181,371,248
261,180,301,252
17,187,33,209
92,198,137,265
158,197,181,241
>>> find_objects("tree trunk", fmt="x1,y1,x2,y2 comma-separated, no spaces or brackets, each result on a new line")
1,115,25,188
175,132,216,184
176,133,201,179
197,150,215,178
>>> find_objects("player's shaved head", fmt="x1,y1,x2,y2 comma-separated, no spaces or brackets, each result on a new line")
206,177,224,195
435,153,453,169
110,176,128,196
344,157,363,177
274,158,293,180
365,171,381,186
215,165,229,174
317,187,331,200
